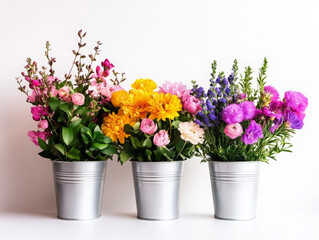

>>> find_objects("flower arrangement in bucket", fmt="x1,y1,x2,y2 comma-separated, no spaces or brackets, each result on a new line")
192,58,308,220
101,79,204,220
17,30,125,220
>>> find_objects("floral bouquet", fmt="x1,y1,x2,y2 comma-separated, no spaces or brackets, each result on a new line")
192,58,308,162
101,79,204,163
17,30,125,161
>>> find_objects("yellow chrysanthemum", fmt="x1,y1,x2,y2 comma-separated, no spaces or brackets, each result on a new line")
102,112,135,144
111,90,129,108
121,89,151,119
147,92,182,121
131,78,157,92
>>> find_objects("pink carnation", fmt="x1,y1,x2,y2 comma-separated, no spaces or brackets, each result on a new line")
263,86,280,103
222,104,244,124
284,91,308,113
240,101,256,120
159,81,190,99
140,118,157,135
71,93,85,106
224,123,243,139
153,130,170,147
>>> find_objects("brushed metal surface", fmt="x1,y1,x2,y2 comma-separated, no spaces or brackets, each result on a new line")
52,160,107,220
208,161,260,220
132,161,183,221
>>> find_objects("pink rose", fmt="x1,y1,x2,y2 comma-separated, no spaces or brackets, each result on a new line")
27,130,46,146
153,130,170,147
183,95,202,114
71,93,85,106
140,118,158,135
58,86,70,98
224,123,243,139
38,119,49,129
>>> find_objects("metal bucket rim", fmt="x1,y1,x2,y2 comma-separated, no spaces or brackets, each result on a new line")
131,160,184,163
208,160,260,164
52,160,107,164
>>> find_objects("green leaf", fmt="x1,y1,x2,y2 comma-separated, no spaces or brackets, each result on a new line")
101,144,118,155
74,106,89,116
81,126,92,144
55,143,66,155
49,97,60,111
60,102,73,116
70,118,82,128
62,127,73,145
102,107,111,113
143,138,152,148
172,120,181,129
145,149,152,155
120,150,130,163
96,134,112,144
131,137,142,149
38,137,48,151
85,150,95,159
154,150,162,161
92,143,109,150
38,150,53,159
88,122,96,131
67,147,81,160
93,125,103,135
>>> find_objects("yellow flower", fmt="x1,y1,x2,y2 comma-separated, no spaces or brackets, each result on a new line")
121,89,151,119
102,112,135,144
147,92,182,121
111,90,129,108
131,78,157,92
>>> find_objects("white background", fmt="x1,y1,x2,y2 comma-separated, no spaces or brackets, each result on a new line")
0,0,319,239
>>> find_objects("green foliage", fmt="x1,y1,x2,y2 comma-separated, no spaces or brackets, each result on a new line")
239,66,254,100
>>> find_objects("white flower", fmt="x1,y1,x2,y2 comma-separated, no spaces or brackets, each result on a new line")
178,121,204,145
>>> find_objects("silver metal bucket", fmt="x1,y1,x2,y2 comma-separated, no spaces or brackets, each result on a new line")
132,161,183,220
52,160,107,220
208,161,260,220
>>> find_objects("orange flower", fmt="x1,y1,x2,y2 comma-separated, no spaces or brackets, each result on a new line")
111,90,129,108
147,92,182,121
121,89,151,119
102,112,135,144
131,78,157,92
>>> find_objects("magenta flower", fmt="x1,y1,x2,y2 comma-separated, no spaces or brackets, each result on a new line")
27,130,46,146
101,59,114,77
140,118,157,135
38,119,49,129
183,95,202,114
31,106,48,121
284,91,308,114
241,120,263,145
224,123,243,139
222,104,244,124
153,130,170,147
263,86,280,104
91,66,106,82
240,101,256,120
262,107,282,121
284,110,304,129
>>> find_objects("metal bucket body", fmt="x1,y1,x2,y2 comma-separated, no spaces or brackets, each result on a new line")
132,161,183,220
52,160,107,220
208,161,260,220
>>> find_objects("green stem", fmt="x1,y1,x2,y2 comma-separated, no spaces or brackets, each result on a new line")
176,141,187,160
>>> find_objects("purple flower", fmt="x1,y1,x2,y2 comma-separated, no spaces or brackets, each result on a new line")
284,110,304,129
262,107,282,121
240,101,256,120
208,111,217,121
263,86,280,104
219,98,227,105
241,120,263,145
206,99,214,110
284,91,308,114
194,119,204,127
221,103,244,124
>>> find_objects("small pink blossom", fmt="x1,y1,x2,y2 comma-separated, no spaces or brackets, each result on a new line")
101,59,114,77
28,90,37,103
47,76,58,84
183,95,202,114
31,106,48,121
27,130,46,146
58,86,70,99
50,86,59,97
38,119,49,129
71,93,85,106
140,118,158,135
153,130,170,147
224,123,243,139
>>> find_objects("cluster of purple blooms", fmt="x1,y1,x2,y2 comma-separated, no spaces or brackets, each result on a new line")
193,79,308,145
192,70,239,128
